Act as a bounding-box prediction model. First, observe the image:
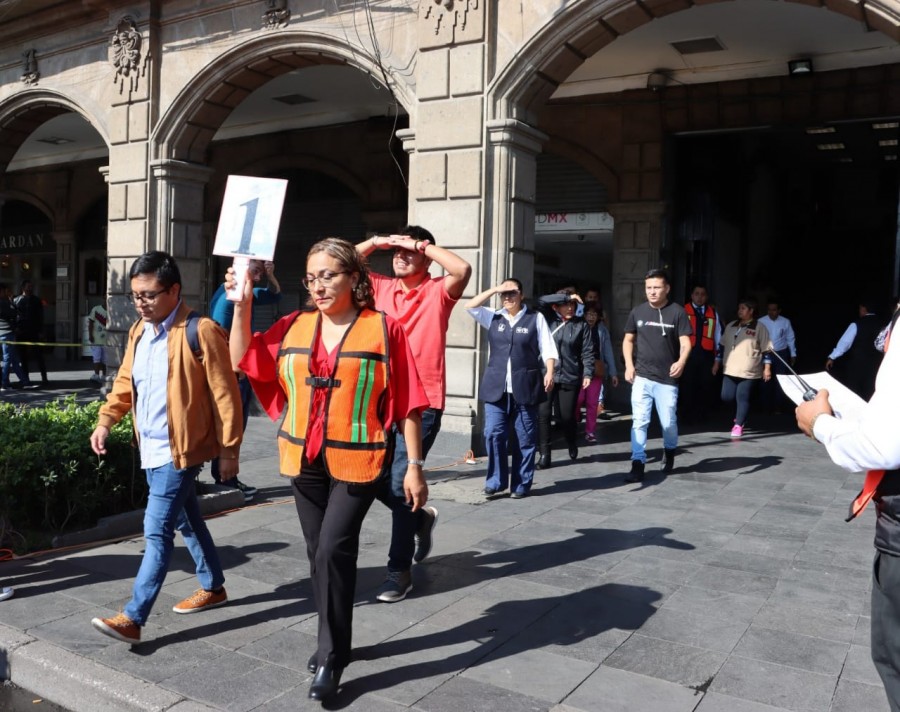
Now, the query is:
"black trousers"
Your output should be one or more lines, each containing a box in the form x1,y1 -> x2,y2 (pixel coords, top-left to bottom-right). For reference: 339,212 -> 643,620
538,384 -> 579,455
872,550 -> 900,712
291,460 -> 379,668
680,348 -> 716,421
19,332 -> 47,383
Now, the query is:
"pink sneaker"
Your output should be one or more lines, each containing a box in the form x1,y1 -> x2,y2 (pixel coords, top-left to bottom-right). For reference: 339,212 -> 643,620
730,424 -> 744,438
585,433 -> 597,443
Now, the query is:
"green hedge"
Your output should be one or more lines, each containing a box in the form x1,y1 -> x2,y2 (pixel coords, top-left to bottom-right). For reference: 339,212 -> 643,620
0,396 -> 144,551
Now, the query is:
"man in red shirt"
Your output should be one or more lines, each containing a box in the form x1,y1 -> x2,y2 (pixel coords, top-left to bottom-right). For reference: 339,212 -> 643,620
357,226 -> 471,602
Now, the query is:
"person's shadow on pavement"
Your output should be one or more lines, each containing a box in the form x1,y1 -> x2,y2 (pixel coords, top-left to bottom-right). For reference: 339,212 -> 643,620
334,582 -> 664,706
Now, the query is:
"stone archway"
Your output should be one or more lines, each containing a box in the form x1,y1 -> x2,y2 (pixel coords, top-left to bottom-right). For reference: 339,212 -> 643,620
0,92 -> 110,352
154,33 -> 415,164
0,90 -> 109,176
145,32 -> 415,310
485,0 -> 900,335
491,0 -> 900,120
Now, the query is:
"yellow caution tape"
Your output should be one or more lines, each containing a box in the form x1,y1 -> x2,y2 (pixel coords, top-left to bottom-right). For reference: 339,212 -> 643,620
4,341 -> 88,347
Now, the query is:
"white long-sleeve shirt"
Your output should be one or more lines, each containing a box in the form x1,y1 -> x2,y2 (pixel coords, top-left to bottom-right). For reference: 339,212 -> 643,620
758,315 -> 796,357
815,326 -> 900,472
827,322 -> 859,360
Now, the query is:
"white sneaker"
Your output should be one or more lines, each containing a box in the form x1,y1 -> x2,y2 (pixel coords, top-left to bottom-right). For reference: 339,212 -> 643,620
0,587 -> 14,601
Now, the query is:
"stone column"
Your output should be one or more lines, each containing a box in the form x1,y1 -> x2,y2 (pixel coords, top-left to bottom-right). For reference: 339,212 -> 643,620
484,120 -> 547,296
52,230 -> 76,360
149,159 -> 214,307
407,7 -> 492,437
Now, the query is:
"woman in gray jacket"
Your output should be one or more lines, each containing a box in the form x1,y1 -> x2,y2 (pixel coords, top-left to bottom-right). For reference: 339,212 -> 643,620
716,297 -> 773,438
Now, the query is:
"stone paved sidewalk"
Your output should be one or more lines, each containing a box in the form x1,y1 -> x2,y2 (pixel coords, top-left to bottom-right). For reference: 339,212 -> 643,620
0,367 -> 890,711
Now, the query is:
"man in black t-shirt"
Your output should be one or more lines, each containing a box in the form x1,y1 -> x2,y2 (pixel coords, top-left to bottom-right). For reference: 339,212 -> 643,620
622,269 -> 692,482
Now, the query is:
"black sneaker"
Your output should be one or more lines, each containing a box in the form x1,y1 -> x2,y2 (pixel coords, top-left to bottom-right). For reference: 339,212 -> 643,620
376,570 -> 412,603
625,460 -> 645,483
228,478 -> 257,502
661,449 -> 676,473
413,506 -> 439,563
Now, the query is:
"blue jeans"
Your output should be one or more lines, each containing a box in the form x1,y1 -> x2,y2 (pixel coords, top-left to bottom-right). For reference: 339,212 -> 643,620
483,393 -> 538,495
124,462 -> 224,626
630,376 -> 679,463
377,408 -> 442,572
0,334 -> 31,387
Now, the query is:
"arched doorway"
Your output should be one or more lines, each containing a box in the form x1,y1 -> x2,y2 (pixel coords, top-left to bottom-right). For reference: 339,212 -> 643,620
150,38 -> 413,310
489,0 -> 900,361
0,95 -> 109,356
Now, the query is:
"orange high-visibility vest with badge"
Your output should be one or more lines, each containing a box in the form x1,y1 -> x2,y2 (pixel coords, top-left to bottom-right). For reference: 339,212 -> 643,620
687,303 -> 717,352
276,309 -> 391,483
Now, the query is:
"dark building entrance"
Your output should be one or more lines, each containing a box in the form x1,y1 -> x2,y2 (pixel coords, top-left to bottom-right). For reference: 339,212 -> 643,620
670,120 -> 900,371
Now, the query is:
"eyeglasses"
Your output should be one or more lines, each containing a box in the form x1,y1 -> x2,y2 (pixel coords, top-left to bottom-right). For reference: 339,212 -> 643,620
302,270 -> 349,290
129,287 -> 172,305
499,290 -> 520,300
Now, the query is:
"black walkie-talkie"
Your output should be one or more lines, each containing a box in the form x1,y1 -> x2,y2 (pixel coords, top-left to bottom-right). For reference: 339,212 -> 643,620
768,349 -> 818,401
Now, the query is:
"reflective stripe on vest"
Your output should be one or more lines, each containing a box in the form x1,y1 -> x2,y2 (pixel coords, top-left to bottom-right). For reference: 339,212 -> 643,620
687,305 -> 716,352
276,309 -> 391,483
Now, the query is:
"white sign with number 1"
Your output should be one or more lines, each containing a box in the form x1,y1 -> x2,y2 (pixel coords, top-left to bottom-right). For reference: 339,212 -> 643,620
212,174 -> 287,302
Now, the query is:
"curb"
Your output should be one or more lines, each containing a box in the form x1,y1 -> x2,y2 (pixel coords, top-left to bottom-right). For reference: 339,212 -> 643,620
9,637 -> 183,712
0,619 -> 222,712
51,487 -> 246,548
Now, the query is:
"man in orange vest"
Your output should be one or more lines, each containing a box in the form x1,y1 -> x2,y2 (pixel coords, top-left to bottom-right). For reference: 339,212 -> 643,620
796,306 -> 900,711
679,284 -> 721,424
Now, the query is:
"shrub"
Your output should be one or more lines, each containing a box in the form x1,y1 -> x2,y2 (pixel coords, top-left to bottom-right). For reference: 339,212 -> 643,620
0,396 -> 144,549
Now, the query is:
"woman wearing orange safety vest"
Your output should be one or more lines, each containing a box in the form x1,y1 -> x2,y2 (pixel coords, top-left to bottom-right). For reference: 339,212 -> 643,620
227,238 -> 428,702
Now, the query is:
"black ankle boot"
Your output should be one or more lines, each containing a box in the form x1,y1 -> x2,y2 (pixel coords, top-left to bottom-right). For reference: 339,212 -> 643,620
308,655 -> 344,701
661,448 -> 676,473
537,451 -> 551,470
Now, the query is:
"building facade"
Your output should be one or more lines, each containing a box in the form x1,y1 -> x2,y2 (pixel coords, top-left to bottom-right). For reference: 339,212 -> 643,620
0,1 -> 898,436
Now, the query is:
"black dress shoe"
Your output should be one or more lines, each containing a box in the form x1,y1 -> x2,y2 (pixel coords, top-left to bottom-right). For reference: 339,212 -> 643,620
536,452 -> 551,470
568,447 -> 578,461
308,655 -> 343,701
307,652 -> 317,673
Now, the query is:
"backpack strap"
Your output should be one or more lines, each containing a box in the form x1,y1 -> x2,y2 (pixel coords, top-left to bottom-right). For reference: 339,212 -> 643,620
131,311 -> 204,362
185,310 -> 203,362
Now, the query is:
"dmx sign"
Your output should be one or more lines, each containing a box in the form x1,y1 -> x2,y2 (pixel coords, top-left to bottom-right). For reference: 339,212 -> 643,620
534,212 -> 614,234
0,230 -> 55,254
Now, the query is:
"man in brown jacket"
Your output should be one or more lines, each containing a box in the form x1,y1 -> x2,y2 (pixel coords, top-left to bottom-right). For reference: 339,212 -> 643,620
89,251 -> 242,645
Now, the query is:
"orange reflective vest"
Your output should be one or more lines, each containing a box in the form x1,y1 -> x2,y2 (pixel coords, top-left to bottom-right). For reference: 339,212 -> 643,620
686,304 -> 717,352
276,309 -> 391,483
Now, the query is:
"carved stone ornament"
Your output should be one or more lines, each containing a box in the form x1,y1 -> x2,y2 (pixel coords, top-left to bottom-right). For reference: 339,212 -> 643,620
263,0 -> 291,29
420,0 -> 482,48
20,48 -> 40,85
109,16 -> 146,94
